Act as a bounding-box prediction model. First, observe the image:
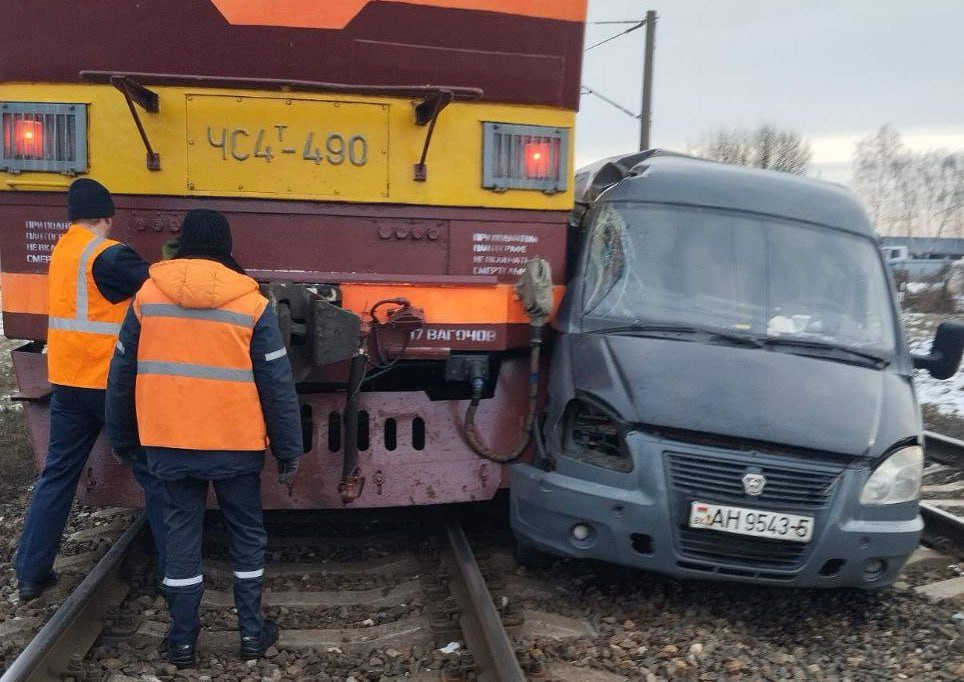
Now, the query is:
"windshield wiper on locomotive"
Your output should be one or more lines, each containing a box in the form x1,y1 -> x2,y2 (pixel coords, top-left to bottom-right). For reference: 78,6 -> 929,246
591,322 -> 764,347
763,337 -> 891,368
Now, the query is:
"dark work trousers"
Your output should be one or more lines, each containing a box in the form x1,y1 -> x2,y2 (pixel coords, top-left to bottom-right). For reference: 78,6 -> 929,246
161,472 -> 266,646
15,385 -> 168,585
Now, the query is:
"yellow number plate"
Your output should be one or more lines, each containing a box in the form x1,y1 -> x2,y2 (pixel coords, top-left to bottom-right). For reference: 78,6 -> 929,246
185,94 -> 389,199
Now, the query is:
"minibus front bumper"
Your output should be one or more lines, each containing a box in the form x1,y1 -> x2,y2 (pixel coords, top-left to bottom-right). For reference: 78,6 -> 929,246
510,432 -> 921,589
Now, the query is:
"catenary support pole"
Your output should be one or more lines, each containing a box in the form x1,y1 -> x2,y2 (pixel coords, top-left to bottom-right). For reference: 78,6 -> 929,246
639,9 -> 657,151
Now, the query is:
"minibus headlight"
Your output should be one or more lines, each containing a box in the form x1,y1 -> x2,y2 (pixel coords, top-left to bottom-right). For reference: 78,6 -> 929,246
859,446 -> 923,505
561,397 -> 633,472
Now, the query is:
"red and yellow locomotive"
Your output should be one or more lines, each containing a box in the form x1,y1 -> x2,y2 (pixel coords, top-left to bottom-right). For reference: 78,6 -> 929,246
0,0 -> 587,508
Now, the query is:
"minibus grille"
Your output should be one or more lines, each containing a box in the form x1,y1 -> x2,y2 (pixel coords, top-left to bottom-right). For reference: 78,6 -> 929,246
677,528 -> 809,569
666,452 -> 843,511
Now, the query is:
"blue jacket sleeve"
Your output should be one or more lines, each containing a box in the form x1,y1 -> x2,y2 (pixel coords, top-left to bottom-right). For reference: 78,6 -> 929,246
106,305 -> 142,453
92,244 -> 150,304
251,307 -> 303,462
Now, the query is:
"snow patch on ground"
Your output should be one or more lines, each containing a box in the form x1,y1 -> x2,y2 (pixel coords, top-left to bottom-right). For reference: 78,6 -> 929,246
904,313 -> 964,417
905,282 -> 942,294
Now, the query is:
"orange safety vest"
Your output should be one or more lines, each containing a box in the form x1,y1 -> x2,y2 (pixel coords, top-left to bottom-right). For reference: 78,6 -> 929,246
47,225 -> 130,389
132,259 -> 269,451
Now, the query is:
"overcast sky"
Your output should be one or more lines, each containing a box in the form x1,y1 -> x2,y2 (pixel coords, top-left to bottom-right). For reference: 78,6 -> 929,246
576,0 -> 964,183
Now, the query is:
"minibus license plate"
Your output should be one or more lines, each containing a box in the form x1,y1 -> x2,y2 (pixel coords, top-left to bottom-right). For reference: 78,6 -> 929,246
689,502 -> 813,542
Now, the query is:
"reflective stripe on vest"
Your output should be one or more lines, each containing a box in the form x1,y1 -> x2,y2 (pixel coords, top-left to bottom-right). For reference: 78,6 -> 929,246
47,236 -> 120,334
47,227 -> 130,389
48,318 -> 122,334
139,303 -> 255,328
132,264 -> 269,452
137,360 -> 255,383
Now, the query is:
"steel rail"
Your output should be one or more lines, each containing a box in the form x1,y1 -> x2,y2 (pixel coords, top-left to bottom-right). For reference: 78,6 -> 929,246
920,432 -> 964,555
920,502 -> 964,556
923,430 -> 964,468
1,513 -> 146,682
444,516 -> 526,682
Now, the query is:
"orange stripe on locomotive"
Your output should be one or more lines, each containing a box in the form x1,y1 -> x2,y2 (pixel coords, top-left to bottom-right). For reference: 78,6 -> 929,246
209,0 -> 587,28
1,274 -> 564,329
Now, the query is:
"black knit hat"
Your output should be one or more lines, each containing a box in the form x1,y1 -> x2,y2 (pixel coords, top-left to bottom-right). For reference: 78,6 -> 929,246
179,209 -> 233,256
176,209 -> 246,274
67,178 -> 114,220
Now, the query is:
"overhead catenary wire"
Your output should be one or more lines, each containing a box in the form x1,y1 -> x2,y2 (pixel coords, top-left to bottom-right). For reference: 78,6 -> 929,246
580,85 -> 640,120
584,19 -> 646,51
582,11 -> 657,149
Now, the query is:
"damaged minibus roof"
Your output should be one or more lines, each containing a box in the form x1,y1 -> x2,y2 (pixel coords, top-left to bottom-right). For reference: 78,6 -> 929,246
575,151 -> 875,237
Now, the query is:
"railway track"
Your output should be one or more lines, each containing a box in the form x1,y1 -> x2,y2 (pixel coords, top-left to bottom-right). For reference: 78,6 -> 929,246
0,513 -> 147,682
920,431 -> 964,559
4,434 -> 964,681
924,430 -> 964,469
1,508 -> 606,681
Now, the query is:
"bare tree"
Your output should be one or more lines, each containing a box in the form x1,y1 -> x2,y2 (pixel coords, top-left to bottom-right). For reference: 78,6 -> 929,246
893,151 -> 920,236
916,151 -> 964,237
852,126 -> 964,236
852,125 -> 908,230
692,124 -> 812,175
697,128 -> 752,166
770,128 -> 812,175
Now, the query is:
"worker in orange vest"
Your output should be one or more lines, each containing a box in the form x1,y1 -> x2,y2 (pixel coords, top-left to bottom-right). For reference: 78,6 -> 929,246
107,209 -> 303,669
15,178 -> 167,601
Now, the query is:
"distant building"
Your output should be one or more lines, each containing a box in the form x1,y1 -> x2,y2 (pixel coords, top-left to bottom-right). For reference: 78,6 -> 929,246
880,236 -> 964,281
880,236 -> 964,260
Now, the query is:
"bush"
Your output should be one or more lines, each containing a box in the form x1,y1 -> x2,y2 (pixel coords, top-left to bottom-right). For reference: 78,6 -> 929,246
900,266 -> 959,313
902,283 -> 957,313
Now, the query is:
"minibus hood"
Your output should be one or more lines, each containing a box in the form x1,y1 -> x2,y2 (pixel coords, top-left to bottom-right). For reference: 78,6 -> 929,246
568,334 -> 917,458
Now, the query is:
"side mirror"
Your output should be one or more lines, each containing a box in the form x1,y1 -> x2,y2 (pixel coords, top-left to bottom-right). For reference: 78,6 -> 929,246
912,320 -> 964,380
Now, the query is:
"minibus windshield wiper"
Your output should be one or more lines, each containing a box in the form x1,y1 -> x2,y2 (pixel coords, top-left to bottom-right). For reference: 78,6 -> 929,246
591,323 -> 764,347
763,337 -> 891,368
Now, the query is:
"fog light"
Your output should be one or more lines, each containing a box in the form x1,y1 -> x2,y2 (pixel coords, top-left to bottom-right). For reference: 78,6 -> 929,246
571,523 -> 591,541
863,558 -> 887,581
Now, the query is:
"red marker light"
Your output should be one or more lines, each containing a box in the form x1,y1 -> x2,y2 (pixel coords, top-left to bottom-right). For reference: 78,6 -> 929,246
14,119 -> 44,157
524,141 -> 552,179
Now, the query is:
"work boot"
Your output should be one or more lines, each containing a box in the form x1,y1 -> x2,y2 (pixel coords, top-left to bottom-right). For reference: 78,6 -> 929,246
18,572 -> 58,602
160,632 -> 195,670
240,619 -> 279,659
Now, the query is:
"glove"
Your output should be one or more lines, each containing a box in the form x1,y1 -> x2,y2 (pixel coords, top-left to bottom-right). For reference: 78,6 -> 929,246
161,238 -> 180,261
277,458 -> 300,489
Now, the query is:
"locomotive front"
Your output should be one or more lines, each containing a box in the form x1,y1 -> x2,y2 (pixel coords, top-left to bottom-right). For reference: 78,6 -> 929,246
0,0 -> 588,508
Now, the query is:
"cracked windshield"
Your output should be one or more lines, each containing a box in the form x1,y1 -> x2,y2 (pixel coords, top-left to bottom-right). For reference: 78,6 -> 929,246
583,203 -> 897,355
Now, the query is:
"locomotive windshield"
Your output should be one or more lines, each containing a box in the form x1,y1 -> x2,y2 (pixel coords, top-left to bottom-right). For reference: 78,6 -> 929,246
580,202 -> 898,359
